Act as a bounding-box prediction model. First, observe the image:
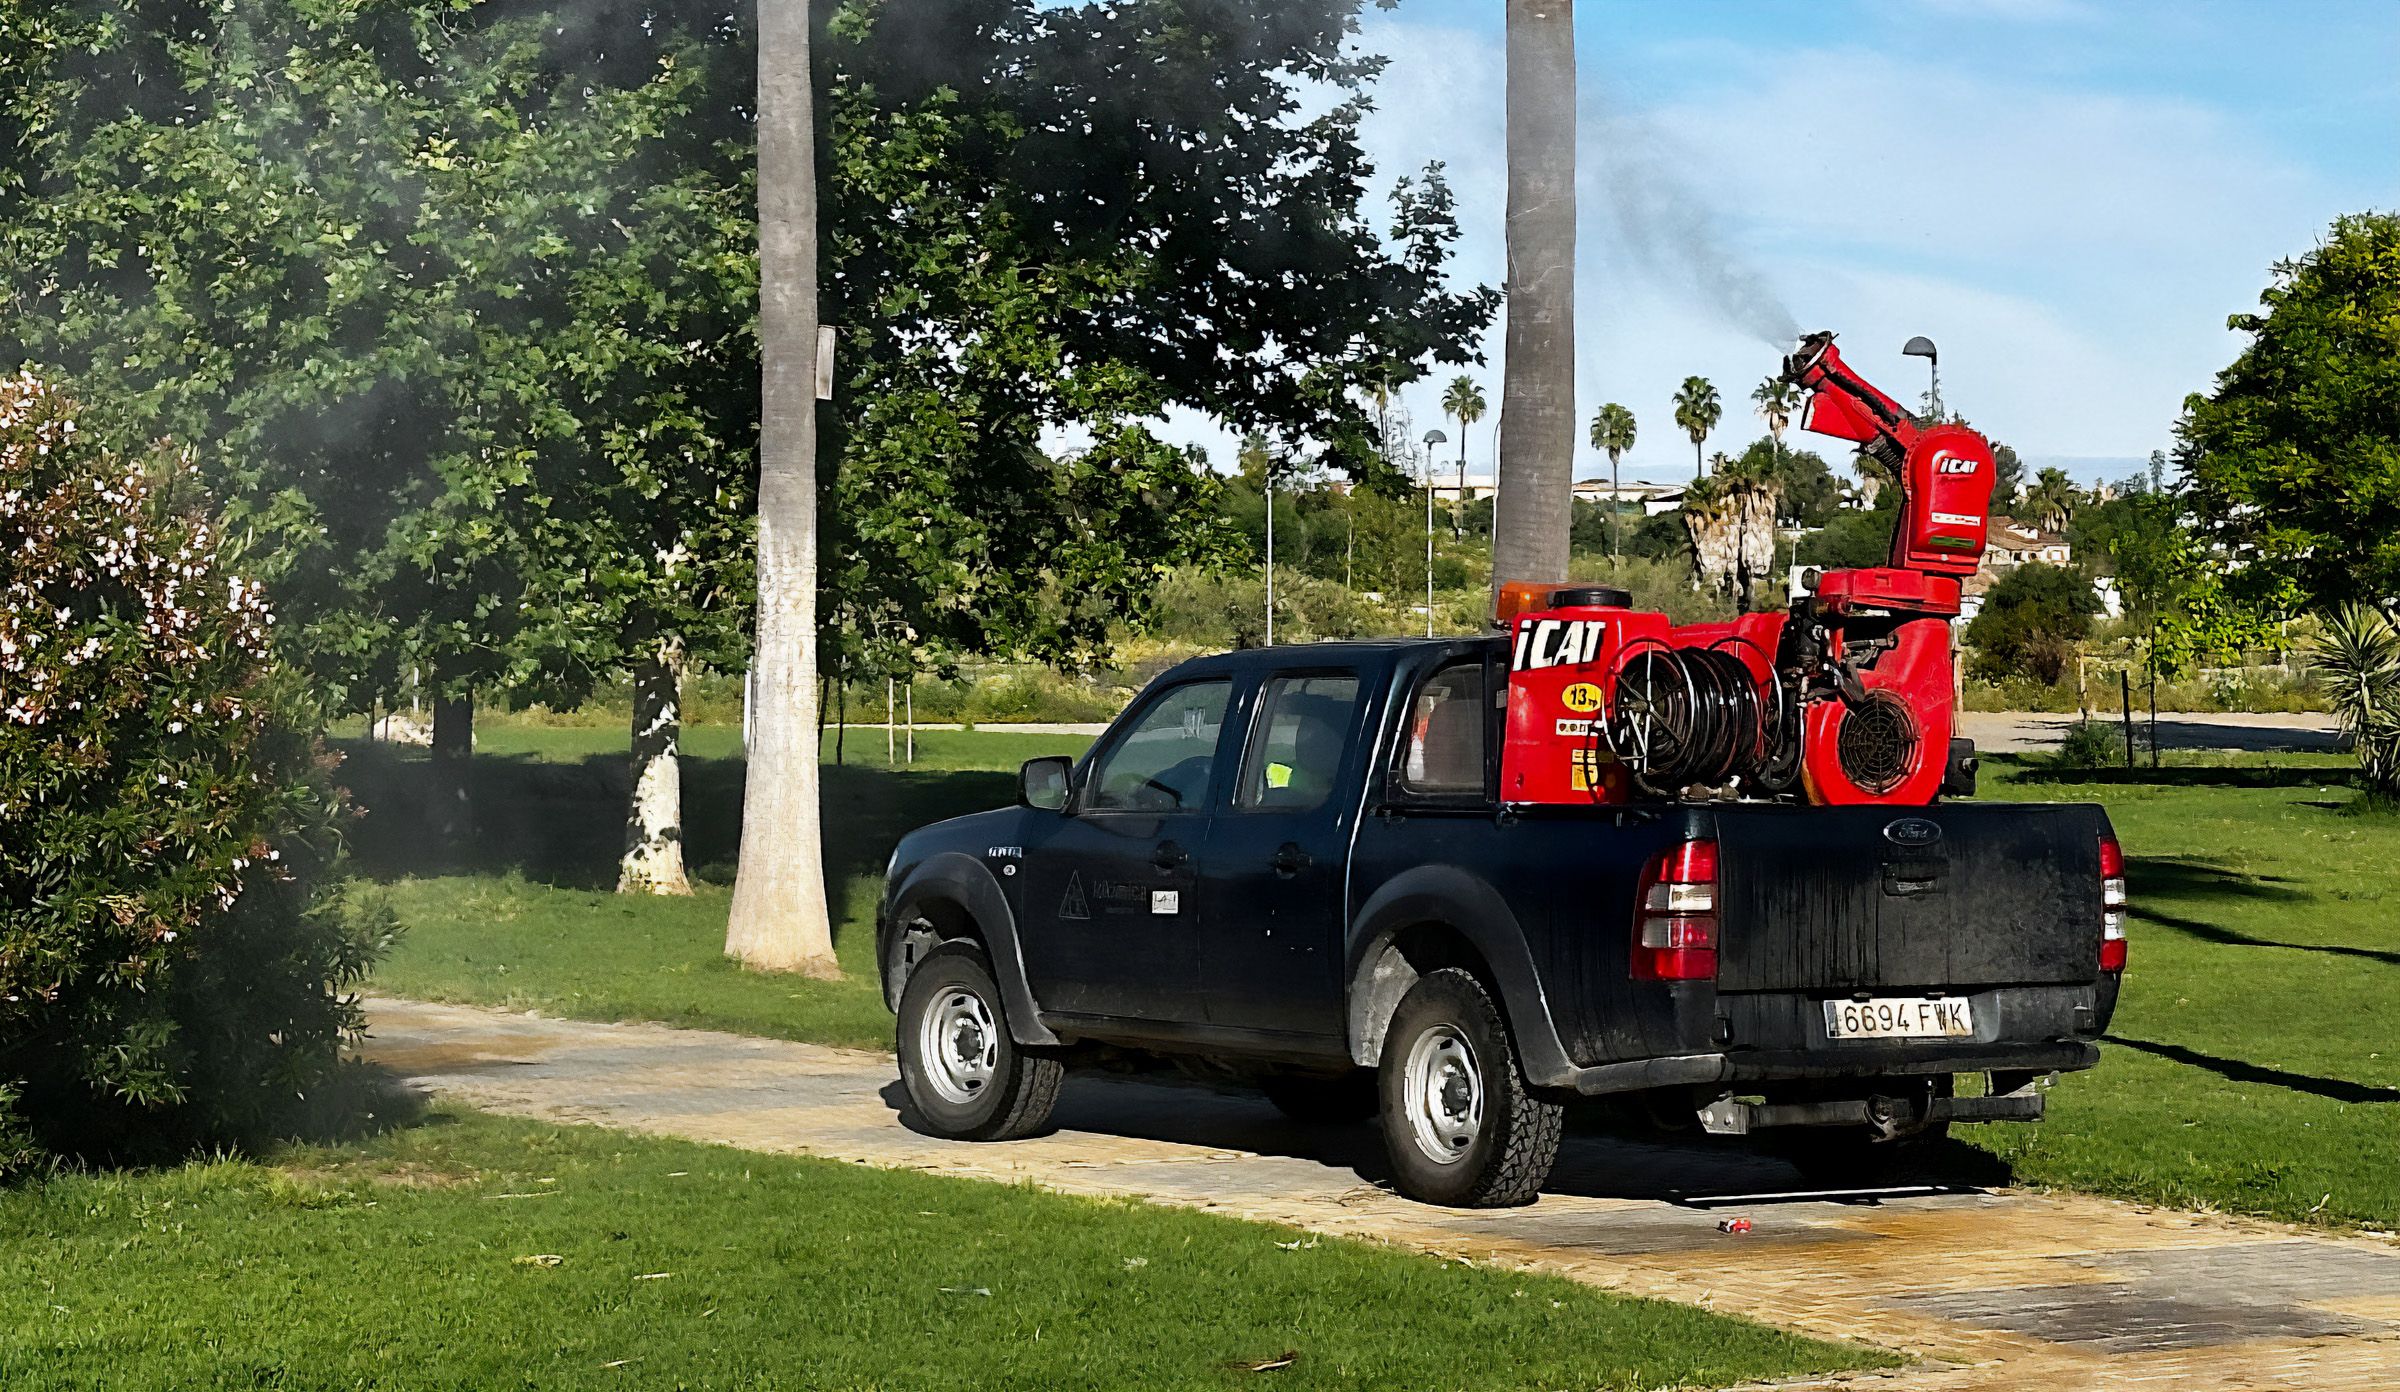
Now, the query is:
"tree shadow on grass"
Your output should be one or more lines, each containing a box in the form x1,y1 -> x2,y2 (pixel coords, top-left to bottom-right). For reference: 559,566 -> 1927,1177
2105,1035 -> 2397,1105
2013,764 -> 2352,791
336,740 -> 1016,912
2121,853 -> 2400,966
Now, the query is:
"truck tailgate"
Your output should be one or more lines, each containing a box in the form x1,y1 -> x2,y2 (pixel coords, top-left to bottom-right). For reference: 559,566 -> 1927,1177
1711,803 -> 2110,992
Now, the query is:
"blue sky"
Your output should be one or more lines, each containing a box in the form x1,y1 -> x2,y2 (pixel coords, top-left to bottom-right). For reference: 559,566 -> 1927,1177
1164,0 -> 2399,489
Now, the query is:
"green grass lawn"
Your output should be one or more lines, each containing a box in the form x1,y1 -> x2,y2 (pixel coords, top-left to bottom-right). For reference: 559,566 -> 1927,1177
1970,751 -> 2400,1229
0,1108 -> 1881,1391
358,726 -> 1086,1051
363,726 -> 2400,1231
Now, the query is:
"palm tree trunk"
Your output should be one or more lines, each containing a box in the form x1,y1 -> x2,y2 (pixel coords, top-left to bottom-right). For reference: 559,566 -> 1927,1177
1609,451 -> 1621,562
1491,0 -> 1577,610
727,1 -> 839,978
621,633 -> 693,896
1454,431 -> 1468,539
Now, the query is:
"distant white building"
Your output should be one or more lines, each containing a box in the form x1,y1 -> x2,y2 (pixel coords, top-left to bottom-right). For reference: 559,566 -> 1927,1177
1574,478 -> 1688,516
1424,475 -> 1688,516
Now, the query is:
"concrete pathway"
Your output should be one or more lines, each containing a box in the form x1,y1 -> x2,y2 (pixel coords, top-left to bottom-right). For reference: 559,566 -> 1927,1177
1957,710 -> 2340,755
362,998 -> 2399,1391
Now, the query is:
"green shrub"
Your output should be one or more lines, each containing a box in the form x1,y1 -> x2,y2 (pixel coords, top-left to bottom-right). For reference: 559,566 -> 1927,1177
1966,563 -> 2102,683
0,376 -> 388,1174
2053,718 -> 2125,770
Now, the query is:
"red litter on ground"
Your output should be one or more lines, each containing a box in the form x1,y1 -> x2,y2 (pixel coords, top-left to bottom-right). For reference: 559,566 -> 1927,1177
1717,1218 -> 1753,1236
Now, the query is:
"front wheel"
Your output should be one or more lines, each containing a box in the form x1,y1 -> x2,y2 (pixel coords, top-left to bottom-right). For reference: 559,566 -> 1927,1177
896,942 -> 1064,1141
1377,968 -> 1563,1207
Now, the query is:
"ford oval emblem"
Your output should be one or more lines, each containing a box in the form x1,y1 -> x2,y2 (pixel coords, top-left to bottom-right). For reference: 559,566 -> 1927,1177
1884,817 -> 1943,849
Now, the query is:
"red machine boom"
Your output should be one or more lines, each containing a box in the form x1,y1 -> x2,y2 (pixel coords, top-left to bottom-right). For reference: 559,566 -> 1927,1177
1498,331 -> 1997,808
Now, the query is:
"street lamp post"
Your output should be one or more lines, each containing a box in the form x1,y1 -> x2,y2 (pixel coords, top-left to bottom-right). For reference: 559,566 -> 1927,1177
1263,448 -> 1277,646
1422,429 -> 1447,638
1903,335 -> 1940,419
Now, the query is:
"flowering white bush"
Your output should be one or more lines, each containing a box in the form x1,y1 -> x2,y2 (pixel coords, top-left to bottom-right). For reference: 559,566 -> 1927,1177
0,375 -> 384,1170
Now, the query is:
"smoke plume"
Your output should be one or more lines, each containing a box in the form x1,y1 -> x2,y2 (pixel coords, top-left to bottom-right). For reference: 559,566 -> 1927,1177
1584,106 -> 1801,350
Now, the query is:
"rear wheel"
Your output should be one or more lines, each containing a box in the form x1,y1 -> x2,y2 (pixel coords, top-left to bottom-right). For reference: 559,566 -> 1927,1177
1261,1072 -> 1377,1124
896,942 -> 1064,1141
1377,968 -> 1563,1207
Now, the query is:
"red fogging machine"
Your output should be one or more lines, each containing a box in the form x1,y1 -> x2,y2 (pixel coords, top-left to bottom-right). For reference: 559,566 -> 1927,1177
1499,332 -> 1994,808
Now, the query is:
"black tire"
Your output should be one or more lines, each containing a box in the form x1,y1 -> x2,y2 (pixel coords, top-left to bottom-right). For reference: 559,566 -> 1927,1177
895,942 -> 1064,1141
1376,968 -> 1563,1207
1260,1071 -> 1378,1124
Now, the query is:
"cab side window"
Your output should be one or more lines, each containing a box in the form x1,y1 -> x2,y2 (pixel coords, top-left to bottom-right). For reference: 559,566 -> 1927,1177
1083,680 -> 1231,812
1398,661 -> 1487,799
1237,675 -> 1362,812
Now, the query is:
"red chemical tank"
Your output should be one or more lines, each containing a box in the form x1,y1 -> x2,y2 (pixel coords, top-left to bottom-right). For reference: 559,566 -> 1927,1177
1492,331 -> 1993,810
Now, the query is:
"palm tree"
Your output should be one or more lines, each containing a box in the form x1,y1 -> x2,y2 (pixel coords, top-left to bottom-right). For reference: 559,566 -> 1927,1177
2318,604 -> 2400,806
1588,402 -> 1636,561
2024,467 -> 2078,532
1442,375 -> 1487,537
1672,376 -> 1721,479
1493,0 -> 1579,608
1685,450 -> 1781,610
726,2 -> 838,978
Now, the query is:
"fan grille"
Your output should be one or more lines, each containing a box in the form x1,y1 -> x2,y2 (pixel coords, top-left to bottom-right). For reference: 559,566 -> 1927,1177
1837,695 -> 1919,795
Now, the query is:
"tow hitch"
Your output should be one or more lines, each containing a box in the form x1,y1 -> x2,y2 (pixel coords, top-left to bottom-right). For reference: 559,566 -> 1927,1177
1697,1077 -> 2048,1137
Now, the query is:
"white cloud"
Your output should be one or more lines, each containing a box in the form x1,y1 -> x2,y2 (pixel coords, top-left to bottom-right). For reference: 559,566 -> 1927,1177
1146,11 -> 2372,490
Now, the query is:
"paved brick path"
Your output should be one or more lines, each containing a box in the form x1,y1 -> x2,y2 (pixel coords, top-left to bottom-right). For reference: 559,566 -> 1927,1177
361,998 -> 2400,1391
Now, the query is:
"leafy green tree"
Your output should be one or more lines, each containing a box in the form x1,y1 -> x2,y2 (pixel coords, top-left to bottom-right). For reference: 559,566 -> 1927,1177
2106,488 -> 2290,758
1793,486 -> 1898,571
2,2 -> 762,874
1990,441 -> 2025,512
1673,376 -> 1722,479
1588,401 -> 1636,559
2183,212 -> 2400,611
1965,562 -> 2101,684
817,0 -> 1495,682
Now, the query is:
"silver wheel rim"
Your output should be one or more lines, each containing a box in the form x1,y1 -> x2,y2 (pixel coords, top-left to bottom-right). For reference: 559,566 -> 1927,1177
919,985 -> 1000,1106
1401,1024 -> 1483,1164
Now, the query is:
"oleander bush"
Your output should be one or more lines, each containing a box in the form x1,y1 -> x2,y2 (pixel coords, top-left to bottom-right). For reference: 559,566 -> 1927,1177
0,375 -> 389,1175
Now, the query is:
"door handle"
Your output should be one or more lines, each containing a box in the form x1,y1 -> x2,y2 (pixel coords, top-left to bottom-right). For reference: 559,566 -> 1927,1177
1151,840 -> 1190,872
1271,842 -> 1313,878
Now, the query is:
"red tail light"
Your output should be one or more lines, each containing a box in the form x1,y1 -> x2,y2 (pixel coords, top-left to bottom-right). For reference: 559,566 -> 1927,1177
2099,833 -> 2127,972
1633,838 -> 1719,981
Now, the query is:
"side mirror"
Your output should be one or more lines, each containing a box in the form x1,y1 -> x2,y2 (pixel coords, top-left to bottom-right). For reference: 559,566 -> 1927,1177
1019,756 -> 1073,812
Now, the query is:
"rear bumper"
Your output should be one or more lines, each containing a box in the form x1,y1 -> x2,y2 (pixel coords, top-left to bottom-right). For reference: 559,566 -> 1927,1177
1561,1038 -> 2100,1097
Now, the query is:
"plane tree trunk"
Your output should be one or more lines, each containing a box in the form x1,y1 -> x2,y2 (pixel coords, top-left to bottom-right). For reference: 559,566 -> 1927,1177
620,635 -> 693,896
427,680 -> 475,845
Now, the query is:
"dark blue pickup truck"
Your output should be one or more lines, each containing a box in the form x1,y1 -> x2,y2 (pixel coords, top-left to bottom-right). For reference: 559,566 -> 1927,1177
878,639 -> 2124,1206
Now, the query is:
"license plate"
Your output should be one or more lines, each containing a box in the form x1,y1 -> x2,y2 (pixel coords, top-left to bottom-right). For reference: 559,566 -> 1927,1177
1823,997 -> 1974,1040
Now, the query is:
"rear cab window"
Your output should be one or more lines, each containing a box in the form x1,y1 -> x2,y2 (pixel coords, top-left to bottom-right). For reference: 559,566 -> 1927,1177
1395,657 -> 1492,803
1236,674 -> 1364,813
